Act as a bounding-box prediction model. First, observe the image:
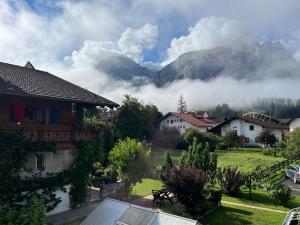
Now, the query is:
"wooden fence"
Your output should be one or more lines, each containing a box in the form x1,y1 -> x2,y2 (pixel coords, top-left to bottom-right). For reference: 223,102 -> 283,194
260,152 -> 300,177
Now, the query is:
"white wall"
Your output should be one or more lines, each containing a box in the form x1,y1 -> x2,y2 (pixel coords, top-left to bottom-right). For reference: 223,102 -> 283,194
290,118 -> 300,132
160,115 -> 208,134
220,119 -> 284,144
22,150 -> 74,177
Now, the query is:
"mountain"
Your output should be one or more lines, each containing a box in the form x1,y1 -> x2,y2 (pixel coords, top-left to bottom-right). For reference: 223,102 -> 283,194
96,55 -> 154,85
155,42 -> 300,87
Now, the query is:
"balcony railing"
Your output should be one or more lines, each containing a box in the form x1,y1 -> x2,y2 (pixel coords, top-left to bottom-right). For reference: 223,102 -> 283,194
0,124 -> 99,143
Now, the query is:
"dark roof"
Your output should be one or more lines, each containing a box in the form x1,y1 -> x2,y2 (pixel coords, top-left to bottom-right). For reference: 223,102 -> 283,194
0,62 -> 119,107
162,112 -> 214,128
209,116 -> 289,132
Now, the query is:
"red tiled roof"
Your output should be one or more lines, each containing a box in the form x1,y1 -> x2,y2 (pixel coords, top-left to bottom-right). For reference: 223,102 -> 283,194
165,112 -> 213,128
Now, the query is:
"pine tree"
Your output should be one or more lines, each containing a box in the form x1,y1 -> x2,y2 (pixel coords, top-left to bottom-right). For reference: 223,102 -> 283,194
162,152 -> 174,178
177,94 -> 187,113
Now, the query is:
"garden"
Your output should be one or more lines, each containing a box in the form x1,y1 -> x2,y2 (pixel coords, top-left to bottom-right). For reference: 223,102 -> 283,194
2,95 -> 300,225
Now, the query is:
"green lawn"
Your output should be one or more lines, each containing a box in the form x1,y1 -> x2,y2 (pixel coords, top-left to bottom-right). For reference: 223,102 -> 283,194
217,148 -> 285,172
130,178 -> 163,197
152,147 -> 285,173
200,203 -> 286,225
223,188 -> 300,211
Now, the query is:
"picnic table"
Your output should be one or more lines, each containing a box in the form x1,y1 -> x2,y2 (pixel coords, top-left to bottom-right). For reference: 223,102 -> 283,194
152,187 -> 174,206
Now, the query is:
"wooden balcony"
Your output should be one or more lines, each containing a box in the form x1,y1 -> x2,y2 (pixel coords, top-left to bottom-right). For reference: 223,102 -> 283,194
0,124 -> 100,143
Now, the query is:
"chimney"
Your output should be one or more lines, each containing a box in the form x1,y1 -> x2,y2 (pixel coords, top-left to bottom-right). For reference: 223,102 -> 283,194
25,61 -> 35,69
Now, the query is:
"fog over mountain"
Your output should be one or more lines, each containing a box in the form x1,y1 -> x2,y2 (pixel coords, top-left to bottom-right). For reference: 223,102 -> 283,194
96,55 -> 155,86
95,41 -> 300,88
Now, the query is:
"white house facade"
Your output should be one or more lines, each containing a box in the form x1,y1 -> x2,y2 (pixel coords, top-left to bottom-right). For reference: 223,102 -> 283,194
289,117 -> 300,132
210,113 -> 289,146
220,118 -> 285,144
160,112 -> 215,134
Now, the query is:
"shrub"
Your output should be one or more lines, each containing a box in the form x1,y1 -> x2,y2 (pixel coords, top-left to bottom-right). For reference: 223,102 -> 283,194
223,131 -> 239,149
255,129 -> 277,147
0,197 -> 46,225
262,148 -> 280,157
216,167 -> 245,196
182,128 -> 221,150
168,202 -> 192,219
267,183 -> 294,206
181,138 -> 218,182
162,166 -> 208,216
109,138 -> 151,195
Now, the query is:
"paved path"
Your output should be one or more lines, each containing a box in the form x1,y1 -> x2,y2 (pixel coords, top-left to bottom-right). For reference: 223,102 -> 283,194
281,178 -> 300,195
46,201 -> 100,225
222,200 -> 287,213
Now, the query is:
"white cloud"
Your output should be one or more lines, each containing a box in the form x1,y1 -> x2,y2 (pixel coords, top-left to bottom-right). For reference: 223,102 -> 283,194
164,17 -> 246,64
67,23 -> 158,67
117,23 -> 158,62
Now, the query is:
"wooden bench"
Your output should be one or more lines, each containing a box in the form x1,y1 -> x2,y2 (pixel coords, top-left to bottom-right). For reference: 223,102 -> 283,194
152,188 -> 174,206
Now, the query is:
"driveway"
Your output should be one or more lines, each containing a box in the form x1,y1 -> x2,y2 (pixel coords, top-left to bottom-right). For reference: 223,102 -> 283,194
281,179 -> 300,195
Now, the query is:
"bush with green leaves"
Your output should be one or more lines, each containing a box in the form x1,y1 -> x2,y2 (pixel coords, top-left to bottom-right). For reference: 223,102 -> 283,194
255,129 -> 277,147
216,166 -> 245,196
223,130 -> 239,149
109,138 -> 151,195
162,166 -> 208,216
160,151 -> 174,179
285,127 -> 300,156
69,138 -> 104,207
267,183 -> 294,206
182,128 -> 221,150
0,197 -> 46,225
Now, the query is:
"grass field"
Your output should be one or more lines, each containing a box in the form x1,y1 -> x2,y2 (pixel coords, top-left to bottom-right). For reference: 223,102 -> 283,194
216,148 -> 285,172
152,147 -> 285,172
130,178 -> 163,197
200,203 -> 286,225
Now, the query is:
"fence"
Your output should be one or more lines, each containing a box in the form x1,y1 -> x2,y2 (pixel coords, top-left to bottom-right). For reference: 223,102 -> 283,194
260,152 -> 300,178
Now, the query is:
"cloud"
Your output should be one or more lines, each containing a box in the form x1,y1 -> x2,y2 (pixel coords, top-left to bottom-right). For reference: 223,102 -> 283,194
62,64 -> 300,113
67,23 -> 158,67
163,17 -> 246,64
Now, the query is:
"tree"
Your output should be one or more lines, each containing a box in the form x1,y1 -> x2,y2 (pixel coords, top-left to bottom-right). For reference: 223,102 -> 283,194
161,152 -> 174,178
216,167 -> 245,196
223,130 -> 239,149
109,138 -> 151,195
113,95 -> 162,140
285,127 -> 300,156
162,166 -> 208,216
177,94 -> 187,113
255,129 -> 277,147
181,137 -> 218,182
182,127 -> 221,150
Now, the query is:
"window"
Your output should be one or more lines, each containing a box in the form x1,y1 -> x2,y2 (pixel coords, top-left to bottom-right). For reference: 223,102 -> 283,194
167,120 -> 169,123
249,125 -> 254,131
171,120 -> 173,124
180,119 -> 183,122
36,154 -> 44,170
183,125 -> 185,128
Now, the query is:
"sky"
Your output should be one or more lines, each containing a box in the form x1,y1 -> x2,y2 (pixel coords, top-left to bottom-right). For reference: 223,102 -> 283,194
1,0 -> 300,112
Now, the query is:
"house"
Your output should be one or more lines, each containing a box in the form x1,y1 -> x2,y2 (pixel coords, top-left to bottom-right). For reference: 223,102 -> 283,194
160,111 -> 217,134
289,116 -> 300,132
0,61 -> 118,174
0,61 -> 119,214
80,198 -> 198,225
209,112 -> 289,145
